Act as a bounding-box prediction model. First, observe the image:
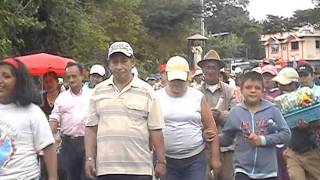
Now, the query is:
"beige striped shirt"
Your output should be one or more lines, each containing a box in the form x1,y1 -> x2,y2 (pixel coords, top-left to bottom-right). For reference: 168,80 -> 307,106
85,76 -> 164,176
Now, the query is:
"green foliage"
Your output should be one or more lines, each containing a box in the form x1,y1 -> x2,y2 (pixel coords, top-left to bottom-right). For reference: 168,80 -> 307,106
204,0 -> 263,58
0,0 -> 43,58
291,8 -> 320,27
261,15 -> 293,34
208,34 -> 244,58
242,23 -> 264,59
2,0 -> 318,76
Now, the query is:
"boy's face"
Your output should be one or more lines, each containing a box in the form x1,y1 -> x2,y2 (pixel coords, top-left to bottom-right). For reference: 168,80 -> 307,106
241,79 -> 263,105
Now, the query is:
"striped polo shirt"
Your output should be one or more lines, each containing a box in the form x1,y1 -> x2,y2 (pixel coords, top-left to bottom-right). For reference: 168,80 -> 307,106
85,76 -> 164,176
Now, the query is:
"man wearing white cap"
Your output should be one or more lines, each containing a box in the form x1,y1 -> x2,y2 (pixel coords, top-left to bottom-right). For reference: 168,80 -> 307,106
88,64 -> 106,88
84,42 -> 166,180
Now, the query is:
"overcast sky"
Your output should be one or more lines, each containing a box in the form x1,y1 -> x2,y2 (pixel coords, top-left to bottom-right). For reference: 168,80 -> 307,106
248,0 -> 315,20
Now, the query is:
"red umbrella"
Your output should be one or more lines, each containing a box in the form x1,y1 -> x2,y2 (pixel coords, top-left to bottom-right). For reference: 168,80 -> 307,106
6,53 -> 75,76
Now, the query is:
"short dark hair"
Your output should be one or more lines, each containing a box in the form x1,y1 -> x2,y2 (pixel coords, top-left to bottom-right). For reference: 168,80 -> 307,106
0,59 -> 38,106
65,62 -> 84,74
240,71 -> 264,89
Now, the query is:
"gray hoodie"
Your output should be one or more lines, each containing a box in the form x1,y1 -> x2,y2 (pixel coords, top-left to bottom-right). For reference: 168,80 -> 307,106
220,99 -> 291,179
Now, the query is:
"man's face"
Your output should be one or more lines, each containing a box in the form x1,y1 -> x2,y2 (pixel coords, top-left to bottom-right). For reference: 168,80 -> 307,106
278,82 -> 297,93
262,73 -> 276,90
90,73 -> 104,87
299,73 -> 314,88
194,75 -> 203,84
109,53 -> 134,80
65,65 -> 84,91
161,72 -> 167,85
201,61 -> 220,85
224,67 -> 231,77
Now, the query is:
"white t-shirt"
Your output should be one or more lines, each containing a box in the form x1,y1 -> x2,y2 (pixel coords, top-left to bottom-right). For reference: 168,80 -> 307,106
207,84 -> 219,93
0,103 -> 55,179
156,88 -> 205,159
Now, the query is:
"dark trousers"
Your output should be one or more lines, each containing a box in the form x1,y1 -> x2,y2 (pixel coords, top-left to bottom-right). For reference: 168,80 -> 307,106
61,136 -> 87,180
98,175 -> 152,180
163,151 -> 207,180
235,173 -> 277,180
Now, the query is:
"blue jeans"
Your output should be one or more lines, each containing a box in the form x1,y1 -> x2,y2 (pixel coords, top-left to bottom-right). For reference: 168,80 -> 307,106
163,151 -> 207,180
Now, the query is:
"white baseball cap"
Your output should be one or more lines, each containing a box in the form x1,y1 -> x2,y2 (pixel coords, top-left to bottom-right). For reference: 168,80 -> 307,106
108,42 -> 133,59
192,69 -> 203,78
272,67 -> 299,85
166,56 -> 189,81
90,64 -> 106,77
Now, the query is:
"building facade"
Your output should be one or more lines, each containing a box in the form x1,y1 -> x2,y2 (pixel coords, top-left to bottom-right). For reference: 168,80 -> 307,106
260,26 -> 320,63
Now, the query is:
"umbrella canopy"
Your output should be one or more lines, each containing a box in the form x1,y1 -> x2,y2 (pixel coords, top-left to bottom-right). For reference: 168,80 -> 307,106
6,53 -> 75,76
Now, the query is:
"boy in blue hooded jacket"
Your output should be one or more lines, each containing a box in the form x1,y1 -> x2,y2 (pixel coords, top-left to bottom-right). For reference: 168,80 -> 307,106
220,71 -> 291,180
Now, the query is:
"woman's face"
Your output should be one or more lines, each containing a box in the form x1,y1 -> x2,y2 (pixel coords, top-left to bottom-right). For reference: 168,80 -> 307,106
0,64 -> 16,103
44,75 -> 58,92
167,79 -> 187,96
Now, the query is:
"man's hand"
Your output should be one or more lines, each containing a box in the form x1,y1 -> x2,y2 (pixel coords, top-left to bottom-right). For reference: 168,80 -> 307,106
154,162 -> 166,178
248,133 -> 262,146
210,157 -> 222,176
85,158 -> 96,179
203,128 -> 217,142
297,119 -> 310,129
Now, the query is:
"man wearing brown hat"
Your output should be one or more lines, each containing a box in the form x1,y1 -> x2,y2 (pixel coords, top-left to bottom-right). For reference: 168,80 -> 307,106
197,50 -> 237,180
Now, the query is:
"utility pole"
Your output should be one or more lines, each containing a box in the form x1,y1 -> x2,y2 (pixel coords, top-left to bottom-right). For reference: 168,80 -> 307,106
200,0 -> 205,36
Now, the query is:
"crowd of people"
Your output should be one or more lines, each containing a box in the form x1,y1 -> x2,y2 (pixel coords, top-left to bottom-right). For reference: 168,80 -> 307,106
1,41 -> 320,180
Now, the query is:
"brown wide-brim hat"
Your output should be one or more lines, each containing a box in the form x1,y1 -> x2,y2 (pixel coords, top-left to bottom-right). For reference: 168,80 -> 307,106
197,50 -> 225,69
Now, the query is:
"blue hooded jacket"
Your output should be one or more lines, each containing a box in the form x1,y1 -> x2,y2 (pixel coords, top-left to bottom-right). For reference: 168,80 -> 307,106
220,99 -> 291,179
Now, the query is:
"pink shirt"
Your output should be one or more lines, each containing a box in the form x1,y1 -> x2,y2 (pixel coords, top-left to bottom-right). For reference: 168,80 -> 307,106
49,86 -> 93,136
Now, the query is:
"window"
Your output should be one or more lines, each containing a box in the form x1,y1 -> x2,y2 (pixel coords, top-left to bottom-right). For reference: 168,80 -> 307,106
271,45 -> 279,54
291,41 -> 299,50
282,46 -> 287,51
316,40 -> 320,49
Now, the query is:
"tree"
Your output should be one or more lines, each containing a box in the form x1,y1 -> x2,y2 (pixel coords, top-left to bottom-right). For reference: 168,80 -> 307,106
261,15 -> 294,34
290,8 -> 320,27
203,0 -> 263,59
0,0 -> 108,64
0,0 -> 44,58
208,34 -> 244,58
137,0 -> 200,74
242,23 -> 264,59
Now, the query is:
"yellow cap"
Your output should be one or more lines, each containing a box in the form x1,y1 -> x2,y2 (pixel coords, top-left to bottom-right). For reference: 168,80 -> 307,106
166,56 -> 189,81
